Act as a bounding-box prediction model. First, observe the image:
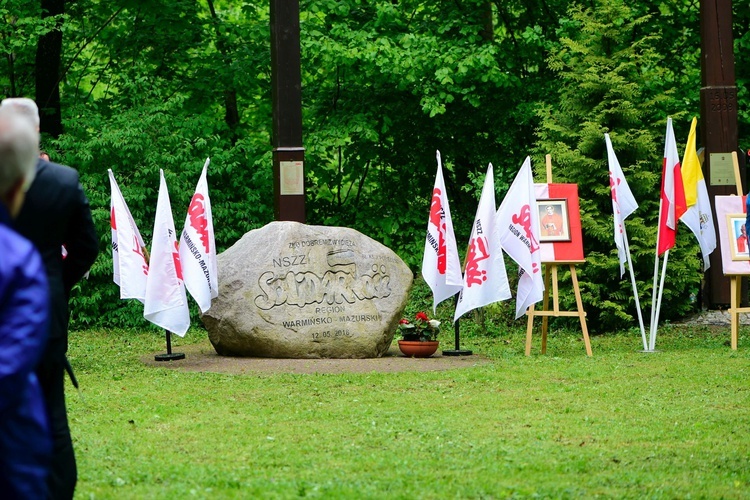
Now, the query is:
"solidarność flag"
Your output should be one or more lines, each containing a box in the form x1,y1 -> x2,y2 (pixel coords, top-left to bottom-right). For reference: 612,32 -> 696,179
454,163 -> 511,322
109,169 -> 149,301
144,170 -> 190,336
421,150 -> 463,313
179,158 -> 218,313
496,156 -> 544,319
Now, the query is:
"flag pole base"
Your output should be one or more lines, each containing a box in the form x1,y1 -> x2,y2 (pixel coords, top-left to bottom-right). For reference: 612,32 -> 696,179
442,349 -> 473,356
155,352 -> 186,361
155,330 -> 185,361
640,350 -> 660,354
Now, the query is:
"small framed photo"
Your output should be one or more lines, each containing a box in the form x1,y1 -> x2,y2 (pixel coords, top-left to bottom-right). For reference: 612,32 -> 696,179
727,214 -> 750,261
537,199 -> 571,242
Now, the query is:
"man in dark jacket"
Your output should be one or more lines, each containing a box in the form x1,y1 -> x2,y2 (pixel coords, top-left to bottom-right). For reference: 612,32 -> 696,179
0,104 -> 52,499
1,98 -> 99,500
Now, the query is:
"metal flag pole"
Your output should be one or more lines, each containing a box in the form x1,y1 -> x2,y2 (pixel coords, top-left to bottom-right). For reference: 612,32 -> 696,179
443,294 -> 472,356
155,329 -> 185,361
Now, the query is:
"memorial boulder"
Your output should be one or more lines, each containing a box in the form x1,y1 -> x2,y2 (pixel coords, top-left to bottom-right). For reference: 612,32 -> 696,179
201,221 -> 413,358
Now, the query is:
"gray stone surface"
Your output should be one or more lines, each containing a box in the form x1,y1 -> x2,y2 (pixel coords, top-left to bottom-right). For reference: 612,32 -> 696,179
201,221 -> 413,358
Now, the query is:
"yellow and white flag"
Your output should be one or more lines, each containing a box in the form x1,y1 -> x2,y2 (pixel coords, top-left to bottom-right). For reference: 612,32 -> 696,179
679,117 -> 716,270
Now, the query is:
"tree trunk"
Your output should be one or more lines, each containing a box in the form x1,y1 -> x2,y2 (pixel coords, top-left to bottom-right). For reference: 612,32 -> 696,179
36,0 -> 65,137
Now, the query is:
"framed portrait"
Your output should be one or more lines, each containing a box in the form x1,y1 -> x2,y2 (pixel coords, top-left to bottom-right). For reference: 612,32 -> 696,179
537,198 -> 571,242
727,214 -> 750,261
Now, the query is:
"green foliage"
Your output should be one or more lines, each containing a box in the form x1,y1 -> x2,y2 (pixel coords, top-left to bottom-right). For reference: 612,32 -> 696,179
2,0 -> 749,329
535,0 -> 702,331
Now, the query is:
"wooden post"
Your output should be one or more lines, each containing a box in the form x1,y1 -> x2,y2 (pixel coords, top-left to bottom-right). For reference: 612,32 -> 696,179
700,0 -> 740,307
270,0 -> 305,222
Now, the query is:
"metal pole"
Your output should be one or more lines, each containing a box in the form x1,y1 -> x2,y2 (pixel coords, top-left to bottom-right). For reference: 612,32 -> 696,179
271,0 -> 305,222
442,295 -> 472,356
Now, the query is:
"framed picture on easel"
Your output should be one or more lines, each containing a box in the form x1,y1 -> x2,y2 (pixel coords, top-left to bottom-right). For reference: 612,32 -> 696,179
726,214 -> 750,261
537,199 -> 571,242
534,183 -> 584,262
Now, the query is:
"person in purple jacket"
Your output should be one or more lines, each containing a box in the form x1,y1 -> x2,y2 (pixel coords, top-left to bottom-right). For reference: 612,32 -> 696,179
0,106 -> 51,498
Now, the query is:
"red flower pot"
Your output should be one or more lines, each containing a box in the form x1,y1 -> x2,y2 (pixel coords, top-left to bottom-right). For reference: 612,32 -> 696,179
397,340 -> 440,358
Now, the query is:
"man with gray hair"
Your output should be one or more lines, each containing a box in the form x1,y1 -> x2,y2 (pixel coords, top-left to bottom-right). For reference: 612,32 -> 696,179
1,97 -> 98,500
0,106 -> 53,498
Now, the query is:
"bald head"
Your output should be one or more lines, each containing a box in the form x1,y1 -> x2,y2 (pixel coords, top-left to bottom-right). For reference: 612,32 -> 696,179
0,97 -> 40,131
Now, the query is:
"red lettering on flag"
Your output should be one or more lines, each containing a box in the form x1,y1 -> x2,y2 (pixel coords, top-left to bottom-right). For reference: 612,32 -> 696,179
512,205 -> 540,253
429,188 -> 447,274
188,193 -> 210,253
172,241 -> 183,280
465,236 -> 489,286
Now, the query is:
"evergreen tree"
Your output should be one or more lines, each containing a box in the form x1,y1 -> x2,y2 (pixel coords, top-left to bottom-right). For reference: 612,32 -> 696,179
534,0 -> 701,331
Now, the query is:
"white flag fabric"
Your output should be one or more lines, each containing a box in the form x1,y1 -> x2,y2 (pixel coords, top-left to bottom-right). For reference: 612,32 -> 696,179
605,134 -> 639,277
144,170 -> 190,336
421,151 -> 463,312
496,157 -> 544,319
179,158 -> 218,313
454,164 -> 511,321
109,169 -> 149,301
679,118 -> 716,270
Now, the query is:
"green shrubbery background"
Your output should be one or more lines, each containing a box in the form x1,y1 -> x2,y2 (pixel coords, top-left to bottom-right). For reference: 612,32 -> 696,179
3,0 -> 748,331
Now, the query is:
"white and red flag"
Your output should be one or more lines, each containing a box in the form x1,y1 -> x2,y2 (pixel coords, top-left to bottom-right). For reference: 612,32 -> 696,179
679,117 -> 716,270
179,158 -> 218,313
144,170 -> 190,336
496,156 -> 544,319
421,150 -> 463,312
605,133 -> 639,277
454,164 -> 511,321
606,134 -> 647,349
108,169 -> 149,301
657,117 -> 687,255
650,117 -> 688,351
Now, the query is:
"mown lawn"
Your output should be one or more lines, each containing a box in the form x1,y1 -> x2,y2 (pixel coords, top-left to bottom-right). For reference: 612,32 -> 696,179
68,323 -> 749,499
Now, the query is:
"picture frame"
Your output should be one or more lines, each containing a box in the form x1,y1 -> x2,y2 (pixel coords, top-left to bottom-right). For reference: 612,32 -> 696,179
537,198 -> 571,242
726,214 -> 750,261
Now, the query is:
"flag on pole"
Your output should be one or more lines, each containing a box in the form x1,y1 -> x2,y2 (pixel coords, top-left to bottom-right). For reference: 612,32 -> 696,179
496,156 -> 544,319
422,151 -> 463,312
108,169 -> 149,301
657,117 -> 687,255
605,134 -> 639,277
606,134 -> 647,349
679,117 -> 716,270
179,158 -> 218,313
454,164 -> 511,321
144,170 -> 190,336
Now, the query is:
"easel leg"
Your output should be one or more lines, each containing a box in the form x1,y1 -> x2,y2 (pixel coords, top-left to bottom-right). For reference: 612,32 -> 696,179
569,265 -> 592,357
541,265 -> 552,354
731,276 -> 739,351
525,303 -> 535,356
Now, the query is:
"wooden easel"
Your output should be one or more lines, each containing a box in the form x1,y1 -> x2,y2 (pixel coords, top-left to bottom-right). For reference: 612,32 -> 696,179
525,155 -> 592,356
727,151 -> 747,350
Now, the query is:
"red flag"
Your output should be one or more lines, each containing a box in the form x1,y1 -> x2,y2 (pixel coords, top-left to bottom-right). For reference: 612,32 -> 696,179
657,118 -> 687,254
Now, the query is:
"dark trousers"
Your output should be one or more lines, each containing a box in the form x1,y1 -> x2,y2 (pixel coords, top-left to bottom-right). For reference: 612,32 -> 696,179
35,339 -> 77,500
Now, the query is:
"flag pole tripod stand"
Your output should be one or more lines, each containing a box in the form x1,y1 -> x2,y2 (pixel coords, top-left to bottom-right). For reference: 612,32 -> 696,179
443,295 -> 472,356
155,329 -> 185,361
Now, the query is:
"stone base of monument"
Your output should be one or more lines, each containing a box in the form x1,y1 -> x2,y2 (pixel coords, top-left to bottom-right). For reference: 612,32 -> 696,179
202,222 -> 414,359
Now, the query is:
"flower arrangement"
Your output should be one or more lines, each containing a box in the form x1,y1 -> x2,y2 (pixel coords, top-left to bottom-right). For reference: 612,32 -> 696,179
398,311 -> 441,342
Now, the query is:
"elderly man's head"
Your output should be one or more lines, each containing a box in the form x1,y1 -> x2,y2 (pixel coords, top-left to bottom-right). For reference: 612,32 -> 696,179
0,97 -> 40,131
0,106 -> 40,217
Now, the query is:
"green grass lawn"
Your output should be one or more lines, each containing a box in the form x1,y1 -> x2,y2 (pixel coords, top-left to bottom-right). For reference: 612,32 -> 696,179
68,324 -> 749,499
